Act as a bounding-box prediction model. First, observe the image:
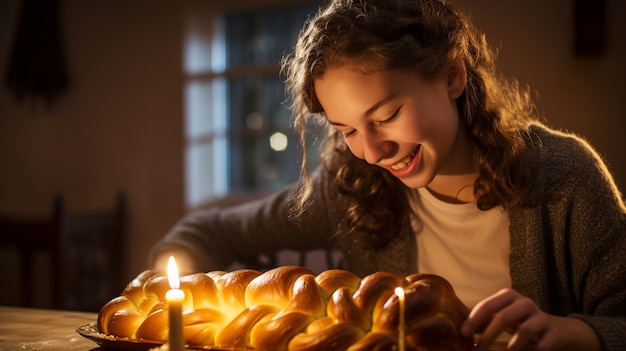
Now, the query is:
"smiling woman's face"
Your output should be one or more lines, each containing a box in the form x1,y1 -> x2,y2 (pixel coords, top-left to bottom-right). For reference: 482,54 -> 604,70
314,66 -> 472,189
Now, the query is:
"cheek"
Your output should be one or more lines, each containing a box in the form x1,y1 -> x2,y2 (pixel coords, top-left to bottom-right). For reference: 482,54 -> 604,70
393,117 -> 424,142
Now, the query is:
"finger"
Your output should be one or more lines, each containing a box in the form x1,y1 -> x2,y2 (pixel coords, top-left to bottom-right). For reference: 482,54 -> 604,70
463,289 -> 518,335
474,311 -> 514,350
511,319 -> 558,351
507,313 -> 544,350
475,296 -> 539,350
520,328 -> 558,351
534,329 -> 559,351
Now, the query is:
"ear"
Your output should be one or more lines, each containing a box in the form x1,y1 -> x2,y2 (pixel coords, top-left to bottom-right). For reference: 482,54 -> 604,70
447,60 -> 467,100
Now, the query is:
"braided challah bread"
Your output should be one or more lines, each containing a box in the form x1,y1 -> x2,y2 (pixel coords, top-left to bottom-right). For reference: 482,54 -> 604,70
98,266 -> 473,350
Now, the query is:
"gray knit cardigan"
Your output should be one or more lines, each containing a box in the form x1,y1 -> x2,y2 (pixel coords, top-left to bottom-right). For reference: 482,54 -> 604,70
152,123 -> 626,350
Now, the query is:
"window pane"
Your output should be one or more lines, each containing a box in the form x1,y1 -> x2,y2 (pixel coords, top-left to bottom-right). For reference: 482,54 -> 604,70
226,74 -> 313,193
224,8 -> 297,66
185,81 -> 213,139
221,3 -> 320,194
185,141 -> 228,208
184,2 -> 323,207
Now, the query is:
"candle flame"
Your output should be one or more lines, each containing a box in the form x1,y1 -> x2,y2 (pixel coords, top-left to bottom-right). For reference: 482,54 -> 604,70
395,287 -> 405,298
167,256 -> 180,289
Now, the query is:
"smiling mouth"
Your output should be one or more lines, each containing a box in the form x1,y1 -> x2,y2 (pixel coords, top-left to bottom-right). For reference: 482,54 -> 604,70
390,147 -> 419,170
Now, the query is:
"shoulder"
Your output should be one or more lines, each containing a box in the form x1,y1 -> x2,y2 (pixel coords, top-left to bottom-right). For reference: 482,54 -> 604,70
525,123 -> 609,177
524,123 -> 624,207
526,123 -> 600,162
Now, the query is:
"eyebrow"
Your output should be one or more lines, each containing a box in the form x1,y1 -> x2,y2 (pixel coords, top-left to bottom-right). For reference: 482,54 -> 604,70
327,93 -> 397,127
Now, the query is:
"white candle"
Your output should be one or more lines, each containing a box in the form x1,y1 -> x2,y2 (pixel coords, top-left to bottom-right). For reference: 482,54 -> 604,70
395,287 -> 406,351
166,256 -> 185,351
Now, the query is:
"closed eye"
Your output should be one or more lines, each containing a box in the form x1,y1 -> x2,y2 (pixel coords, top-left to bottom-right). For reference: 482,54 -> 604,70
374,107 -> 401,126
340,107 -> 401,138
343,129 -> 357,137
331,107 -> 401,138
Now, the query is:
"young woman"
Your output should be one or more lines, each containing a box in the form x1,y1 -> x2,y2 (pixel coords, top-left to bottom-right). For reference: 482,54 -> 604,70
150,1 -> 626,350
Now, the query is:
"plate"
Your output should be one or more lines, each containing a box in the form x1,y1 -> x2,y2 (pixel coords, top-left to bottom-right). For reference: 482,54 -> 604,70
76,323 -> 164,351
76,323 -> 261,351
77,323 -> 509,351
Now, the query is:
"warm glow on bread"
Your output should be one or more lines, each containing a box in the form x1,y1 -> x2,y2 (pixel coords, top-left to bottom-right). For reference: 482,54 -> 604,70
98,266 -> 473,350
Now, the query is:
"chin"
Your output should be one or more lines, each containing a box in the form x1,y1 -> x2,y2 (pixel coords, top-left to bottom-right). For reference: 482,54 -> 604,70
398,174 -> 431,189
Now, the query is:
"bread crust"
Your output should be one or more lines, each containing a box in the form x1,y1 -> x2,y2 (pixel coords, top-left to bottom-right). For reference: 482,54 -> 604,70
97,266 -> 473,351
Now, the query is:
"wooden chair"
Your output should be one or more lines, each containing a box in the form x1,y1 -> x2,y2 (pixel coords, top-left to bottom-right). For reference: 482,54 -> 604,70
0,195 -> 63,308
0,192 -> 127,311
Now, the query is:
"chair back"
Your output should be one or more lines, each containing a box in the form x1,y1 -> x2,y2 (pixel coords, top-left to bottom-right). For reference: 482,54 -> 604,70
0,196 -> 63,308
0,193 -> 127,311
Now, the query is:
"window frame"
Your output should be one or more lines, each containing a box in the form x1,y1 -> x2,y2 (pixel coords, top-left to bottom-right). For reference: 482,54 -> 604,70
183,0 -> 322,209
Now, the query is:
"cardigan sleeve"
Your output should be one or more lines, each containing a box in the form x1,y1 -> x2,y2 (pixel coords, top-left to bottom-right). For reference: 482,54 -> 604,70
149,166 -> 346,271
522,126 -> 626,350
561,139 -> 626,351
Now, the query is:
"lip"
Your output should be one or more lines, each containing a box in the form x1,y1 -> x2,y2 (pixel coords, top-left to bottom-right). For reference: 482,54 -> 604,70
386,145 -> 421,178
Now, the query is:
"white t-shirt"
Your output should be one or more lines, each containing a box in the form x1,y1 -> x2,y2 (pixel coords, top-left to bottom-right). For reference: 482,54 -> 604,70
411,187 -> 512,310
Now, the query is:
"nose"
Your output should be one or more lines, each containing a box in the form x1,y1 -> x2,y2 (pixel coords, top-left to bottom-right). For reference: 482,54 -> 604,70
361,131 -> 393,165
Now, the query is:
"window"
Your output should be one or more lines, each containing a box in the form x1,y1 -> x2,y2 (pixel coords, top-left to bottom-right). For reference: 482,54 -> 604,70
184,2 -> 322,208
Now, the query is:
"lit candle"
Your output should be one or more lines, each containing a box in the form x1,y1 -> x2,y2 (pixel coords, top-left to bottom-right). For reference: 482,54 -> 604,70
166,256 -> 185,351
394,287 -> 406,351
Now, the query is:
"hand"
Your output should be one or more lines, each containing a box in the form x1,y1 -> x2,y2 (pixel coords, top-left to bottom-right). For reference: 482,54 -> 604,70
461,289 -> 601,351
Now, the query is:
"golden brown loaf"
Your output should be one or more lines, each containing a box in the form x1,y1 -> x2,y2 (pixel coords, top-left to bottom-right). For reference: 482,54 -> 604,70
98,266 -> 473,350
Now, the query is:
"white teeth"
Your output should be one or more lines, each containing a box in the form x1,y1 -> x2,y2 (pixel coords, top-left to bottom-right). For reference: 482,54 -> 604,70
390,149 -> 417,170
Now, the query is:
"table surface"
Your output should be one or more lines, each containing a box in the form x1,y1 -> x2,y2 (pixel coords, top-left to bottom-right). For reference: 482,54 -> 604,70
0,305 -> 100,351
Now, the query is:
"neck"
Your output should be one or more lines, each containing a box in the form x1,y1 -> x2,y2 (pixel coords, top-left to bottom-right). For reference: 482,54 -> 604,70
426,173 -> 478,204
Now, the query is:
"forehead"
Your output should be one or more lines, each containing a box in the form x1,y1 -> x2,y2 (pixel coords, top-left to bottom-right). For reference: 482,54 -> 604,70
314,68 -> 416,119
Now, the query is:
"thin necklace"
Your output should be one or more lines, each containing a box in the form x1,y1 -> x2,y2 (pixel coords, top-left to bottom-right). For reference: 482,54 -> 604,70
455,184 -> 474,202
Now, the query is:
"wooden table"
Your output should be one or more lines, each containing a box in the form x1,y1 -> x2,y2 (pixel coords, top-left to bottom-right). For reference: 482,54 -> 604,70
0,305 -> 100,351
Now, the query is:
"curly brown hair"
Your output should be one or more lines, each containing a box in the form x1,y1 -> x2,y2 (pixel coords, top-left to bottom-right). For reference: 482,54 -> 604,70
283,0 -> 539,249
